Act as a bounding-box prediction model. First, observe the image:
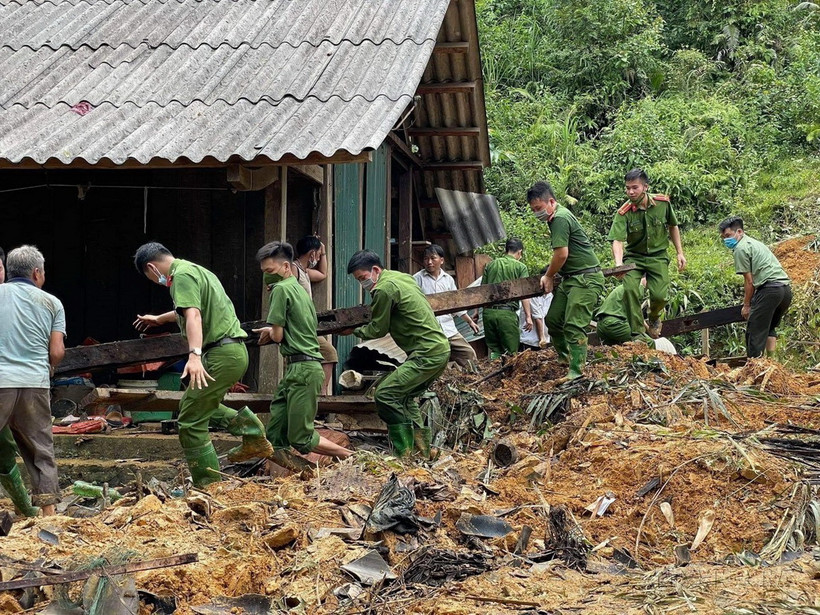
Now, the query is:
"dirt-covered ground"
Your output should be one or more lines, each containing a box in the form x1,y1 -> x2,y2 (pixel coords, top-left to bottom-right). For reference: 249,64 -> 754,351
2,347 -> 820,614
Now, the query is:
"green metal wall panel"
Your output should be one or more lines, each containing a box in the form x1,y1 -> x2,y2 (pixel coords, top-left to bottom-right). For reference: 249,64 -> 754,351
364,143 -> 388,256
333,163 -> 362,379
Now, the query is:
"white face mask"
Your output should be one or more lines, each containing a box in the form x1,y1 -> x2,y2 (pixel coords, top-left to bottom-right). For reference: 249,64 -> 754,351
358,268 -> 378,292
534,208 -> 549,222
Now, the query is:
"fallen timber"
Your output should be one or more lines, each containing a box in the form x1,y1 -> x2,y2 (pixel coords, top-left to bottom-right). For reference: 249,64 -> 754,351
56,264 -> 634,375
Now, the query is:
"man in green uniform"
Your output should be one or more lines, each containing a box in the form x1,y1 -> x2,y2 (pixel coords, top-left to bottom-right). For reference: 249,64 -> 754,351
527,181 -> 605,380
608,169 -> 687,339
253,241 -> 352,464
134,242 -> 272,487
342,250 -> 450,458
719,216 -> 792,358
481,238 -> 532,359
596,278 -> 657,345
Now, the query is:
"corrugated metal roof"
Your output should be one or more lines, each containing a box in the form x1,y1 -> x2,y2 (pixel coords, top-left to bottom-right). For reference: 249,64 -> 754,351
435,188 -> 505,254
0,0 -> 451,166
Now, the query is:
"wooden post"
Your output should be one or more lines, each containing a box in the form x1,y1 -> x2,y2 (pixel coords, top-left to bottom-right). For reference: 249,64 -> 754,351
313,165 -> 333,312
398,169 -> 413,273
259,168 -> 286,393
701,328 -> 710,358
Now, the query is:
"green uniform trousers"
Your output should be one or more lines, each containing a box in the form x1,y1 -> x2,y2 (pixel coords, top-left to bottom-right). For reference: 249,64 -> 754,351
623,254 -> 670,336
546,272 -> 605,345
266,361 -> 323,454
375,352 -> 449,428
597,315 -> 632,346
483,308 -> 520,358
0,427 -> 18,473
177,342 -> 248,450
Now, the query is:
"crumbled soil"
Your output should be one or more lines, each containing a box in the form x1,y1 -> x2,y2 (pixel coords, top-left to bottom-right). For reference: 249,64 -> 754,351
2,347 -> 820,613
773,235 -> 820,285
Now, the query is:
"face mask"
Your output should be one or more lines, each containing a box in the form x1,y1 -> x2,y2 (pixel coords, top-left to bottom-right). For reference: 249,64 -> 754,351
359,276 -> 375,292
264,272 -> 284,286
150,265 -> 171,287
723,237 -> 739,250
534,209 -> 549,222
308,253 -> 319,269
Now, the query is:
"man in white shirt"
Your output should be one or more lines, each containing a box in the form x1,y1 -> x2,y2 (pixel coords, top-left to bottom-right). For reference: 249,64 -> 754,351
413,245 -> 480,368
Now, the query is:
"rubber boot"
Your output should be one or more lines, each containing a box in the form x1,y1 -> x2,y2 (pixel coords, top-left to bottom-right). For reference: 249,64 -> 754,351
566,342 -> 588,381
184,442 -> 221,488
387,424 -> 414,458
225,407 -> 274,463
269,449 -> 316,475
412,427 -> 432,460
0,466 -> 39,517
551,331 -> 569,364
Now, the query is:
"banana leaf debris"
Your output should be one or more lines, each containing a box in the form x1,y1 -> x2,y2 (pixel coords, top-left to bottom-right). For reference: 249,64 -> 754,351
2,346 -> 820,612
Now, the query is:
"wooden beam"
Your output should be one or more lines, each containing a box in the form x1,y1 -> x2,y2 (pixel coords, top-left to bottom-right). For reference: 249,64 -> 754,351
227,165 -> 279,191
407,127 -> 481,137
386,132 -> 423,168
419,199 -> 441,209
0,554 -> 198,591
422,161 -> 485,170
290,164 -> 324,184
433,42 -> 470,54
57,267 -> 634,375
660,305 -> 744,337
87,388 -> 375,415
416,81 -> 477,94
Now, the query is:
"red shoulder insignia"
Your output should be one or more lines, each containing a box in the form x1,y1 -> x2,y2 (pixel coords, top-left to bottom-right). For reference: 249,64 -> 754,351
652,194 -> 670,202
617,201 -> 634,215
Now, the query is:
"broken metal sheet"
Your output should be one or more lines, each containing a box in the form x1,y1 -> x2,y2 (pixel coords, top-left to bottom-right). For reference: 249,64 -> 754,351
137,590 -> 177,615
333,582 -> 364,600
584,492 -> 616,517
455,513 -> 513,539
37,528 -> 60,545
435,188 -> 505,254
365,474 -> 418,534
401,547 -> 490,586
192,594 -> 273,615
340,550 -> 396,586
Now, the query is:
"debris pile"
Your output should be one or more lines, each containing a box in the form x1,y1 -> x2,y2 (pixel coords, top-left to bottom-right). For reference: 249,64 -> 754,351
2,347 -> 820,613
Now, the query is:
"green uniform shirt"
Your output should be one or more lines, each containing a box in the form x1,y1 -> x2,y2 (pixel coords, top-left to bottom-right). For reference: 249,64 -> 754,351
547,206 -> 601,274
596,284 -> 626,319
266,275 -> 322,359
607,196 -> 680,257
353,270 -> 449,358
169,259 -> 246,346
732,235 -> 790,288
482,254 -> 530,309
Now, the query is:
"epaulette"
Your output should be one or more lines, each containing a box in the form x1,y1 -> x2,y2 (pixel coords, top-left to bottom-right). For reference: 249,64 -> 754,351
651,194 -> 670,202
617,201 -> 633,215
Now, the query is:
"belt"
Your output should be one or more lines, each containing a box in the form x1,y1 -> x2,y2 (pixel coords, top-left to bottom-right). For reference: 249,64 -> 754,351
758,281 -> 789,289
285,354 -> 322,365
563,266 -> 601,277
486,304 -> 517,311
204,337 -> 244,352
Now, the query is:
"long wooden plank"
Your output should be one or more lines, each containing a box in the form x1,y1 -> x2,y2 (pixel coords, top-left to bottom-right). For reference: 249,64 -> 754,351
89,388 -> 375,415
55,265 -> 632,375
0,553 -> 198,591
660,305 -> 744,337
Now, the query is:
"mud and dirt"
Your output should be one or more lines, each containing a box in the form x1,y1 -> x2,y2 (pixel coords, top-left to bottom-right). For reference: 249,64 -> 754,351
2,346 -> 820,613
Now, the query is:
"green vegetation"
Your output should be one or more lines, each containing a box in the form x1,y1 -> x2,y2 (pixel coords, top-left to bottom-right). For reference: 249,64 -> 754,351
477,0 -> 820,362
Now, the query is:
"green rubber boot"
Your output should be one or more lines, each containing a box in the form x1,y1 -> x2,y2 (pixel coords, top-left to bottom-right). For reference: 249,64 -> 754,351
412,427 -> 433,460
387,424 -> 414,458
0,465 -> 40,518
566,342 -> 588,381
551,331 -> 569,364
184,442 -> 221,488
225,407 -> 274,463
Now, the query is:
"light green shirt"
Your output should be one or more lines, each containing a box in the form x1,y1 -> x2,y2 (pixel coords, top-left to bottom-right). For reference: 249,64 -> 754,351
266,275 -> 321,358
353,270 -> 449,358
169,259 -> 246,346
607,196 -> 680,257
596,284 -> 627,320
482,254 -> 529,309
732,235 -> 790,288
547,206 -> 601,274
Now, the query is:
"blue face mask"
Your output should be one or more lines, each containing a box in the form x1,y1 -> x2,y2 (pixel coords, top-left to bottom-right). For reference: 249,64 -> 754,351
157,273 -> 168,286
723,237 -> 739,250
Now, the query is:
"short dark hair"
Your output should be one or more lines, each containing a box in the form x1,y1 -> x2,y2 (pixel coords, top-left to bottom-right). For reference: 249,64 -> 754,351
256,241 -> 294,263
718,216 -> 744,233
625,168 -> 649,184
526,181 -> 555,203
0,247 -> 5,263
134,242 -> 172,273
295,236 -> 321,257
505,238 -> 524,254
423,244 -> 445,259
347,249 -> 382,274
